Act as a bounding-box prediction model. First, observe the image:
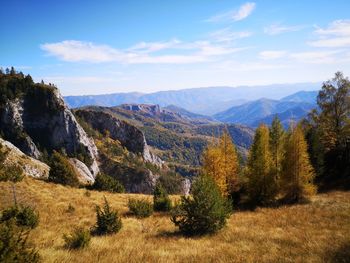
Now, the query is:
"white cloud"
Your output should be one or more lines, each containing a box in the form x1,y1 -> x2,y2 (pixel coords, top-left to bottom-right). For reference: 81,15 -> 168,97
128,39 -> 181,53
41,41 -> 122,63
41,39 -> 247,64
264,24 -> 303,35
209,28 -> 253,43
259,50 -> 287,60
309,20 -> 350,48
206,2 -> 256,22
289,50 -> 341,64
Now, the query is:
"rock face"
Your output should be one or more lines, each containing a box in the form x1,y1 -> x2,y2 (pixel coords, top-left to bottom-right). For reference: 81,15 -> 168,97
0,88 -> 99,179
0,138 -> 50,179
74,108 -> 163,167
68,158 -> 95,184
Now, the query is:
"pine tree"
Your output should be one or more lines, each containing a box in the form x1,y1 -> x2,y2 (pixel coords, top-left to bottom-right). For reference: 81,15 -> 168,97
246,124 -> 277,205
281,125 -> 316,203
153,182 -> 172,212
171,174 -> 230,236
269,116 -> 285,188
48,151 -> 80,187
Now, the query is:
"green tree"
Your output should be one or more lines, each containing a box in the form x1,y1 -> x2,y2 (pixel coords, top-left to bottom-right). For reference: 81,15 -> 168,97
269,116 -> 285,187
0,220 -> 40,263
171,174 -> 231,236
306,72 -> 350,184
48,151 -> 80,187
153,182 -> 172,212
92,173 -> 125,193
93,198 -> 122,235
281,125 -> 316,202
246,124 -> 277,205
317,72 -> 350,150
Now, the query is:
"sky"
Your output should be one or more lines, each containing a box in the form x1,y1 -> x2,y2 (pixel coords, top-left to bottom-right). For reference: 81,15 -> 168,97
1,0 -> 350,95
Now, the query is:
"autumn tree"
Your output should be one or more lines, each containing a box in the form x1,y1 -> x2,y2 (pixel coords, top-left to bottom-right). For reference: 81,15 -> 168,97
269,116 -> 285,187
281,125 -> 316,203
246,124 -> 277,205
202,129 -> 239,196
305,72 -> 350,184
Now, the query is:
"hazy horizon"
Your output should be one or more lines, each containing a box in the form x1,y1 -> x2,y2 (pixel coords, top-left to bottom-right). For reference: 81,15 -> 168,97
62,81 -> 322,97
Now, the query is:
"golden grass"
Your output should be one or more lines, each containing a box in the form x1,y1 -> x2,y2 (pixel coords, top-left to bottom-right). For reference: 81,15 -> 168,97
1,177 -> 349,263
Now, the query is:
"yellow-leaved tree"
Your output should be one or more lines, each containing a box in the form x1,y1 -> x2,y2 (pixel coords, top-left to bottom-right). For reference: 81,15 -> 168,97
281,125 -> 316,203
202,129 -> 239,196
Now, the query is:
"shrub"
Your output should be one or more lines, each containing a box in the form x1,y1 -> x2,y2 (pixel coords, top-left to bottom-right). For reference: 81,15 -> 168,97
48,151 -> 80,187
93,198 -> 122,235
153,182 -> 172,212
92,173 -> 125,193
158,171 -> 183,194
128,199 -> 153,218
1,205 -> 39,229
63,227 -> 91,249
171,174 -> 231,236
0,220 -> 40,262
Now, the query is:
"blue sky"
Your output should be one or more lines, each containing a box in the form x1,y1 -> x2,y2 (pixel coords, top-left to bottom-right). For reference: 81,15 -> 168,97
1,0 -> 350,95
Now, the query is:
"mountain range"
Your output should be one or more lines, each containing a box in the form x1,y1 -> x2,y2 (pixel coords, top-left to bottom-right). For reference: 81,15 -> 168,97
214,91 -> 318,127
65,86 -> 319,128
64,83 -> 320,115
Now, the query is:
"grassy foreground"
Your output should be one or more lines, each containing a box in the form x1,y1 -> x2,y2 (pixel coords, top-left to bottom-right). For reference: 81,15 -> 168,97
1,177 -> 349,263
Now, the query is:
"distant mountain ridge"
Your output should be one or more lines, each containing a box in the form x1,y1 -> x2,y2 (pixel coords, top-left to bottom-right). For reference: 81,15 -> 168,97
64,83 -> 320,115
214,91 -> 318,127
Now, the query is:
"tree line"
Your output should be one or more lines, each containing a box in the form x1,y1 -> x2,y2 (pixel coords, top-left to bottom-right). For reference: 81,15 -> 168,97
202,71 -> 349,206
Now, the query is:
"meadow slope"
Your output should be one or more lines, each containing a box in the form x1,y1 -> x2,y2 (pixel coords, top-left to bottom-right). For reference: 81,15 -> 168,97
1,177 -> 349,263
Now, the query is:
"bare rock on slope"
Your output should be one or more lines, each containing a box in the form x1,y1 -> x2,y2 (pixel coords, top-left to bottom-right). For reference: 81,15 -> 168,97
0,138 -> 49,179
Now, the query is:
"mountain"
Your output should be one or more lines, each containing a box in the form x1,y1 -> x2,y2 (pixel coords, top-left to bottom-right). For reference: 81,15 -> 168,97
0,71 -> 168,193
0,73 -> 100,183
74,104 -> 254,177
65,92 -> 143,108
214,95 -> 316,127
64,83 -> 320,115
281,90 -> 319,104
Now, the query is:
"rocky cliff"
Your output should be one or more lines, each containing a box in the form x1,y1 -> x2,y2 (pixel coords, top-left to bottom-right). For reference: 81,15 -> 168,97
0,81 -> 99,181
74,108 -> 163,167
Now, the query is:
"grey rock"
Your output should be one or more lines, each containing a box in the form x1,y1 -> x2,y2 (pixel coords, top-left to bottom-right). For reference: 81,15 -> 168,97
0,138 -> 50,179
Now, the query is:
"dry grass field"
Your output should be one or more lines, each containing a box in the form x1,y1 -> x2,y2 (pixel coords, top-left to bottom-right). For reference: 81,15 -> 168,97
1,177 -> 349,263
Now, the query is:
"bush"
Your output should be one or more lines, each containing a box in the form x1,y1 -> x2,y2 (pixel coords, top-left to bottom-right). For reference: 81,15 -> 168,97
63,227 -> 91,249
1,205 -> 39,229
153,182 -> 172,212
0,220 -> 40,262
93,198 -> 122,235
171,174 -> 231,236
92,173 -> 125,193
48,151 -> 80,187
128,199 -> 153,218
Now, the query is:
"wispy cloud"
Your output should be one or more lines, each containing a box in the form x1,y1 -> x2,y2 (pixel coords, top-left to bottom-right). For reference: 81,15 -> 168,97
209,28 -> 253,43
264,24 -> 303,35
289,50 -> 342,64
41,39 -> 247,64
308,20 -> 350,48
206,2 -> 256,22
128,39 -> 181,53
259,50 -> 287,60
